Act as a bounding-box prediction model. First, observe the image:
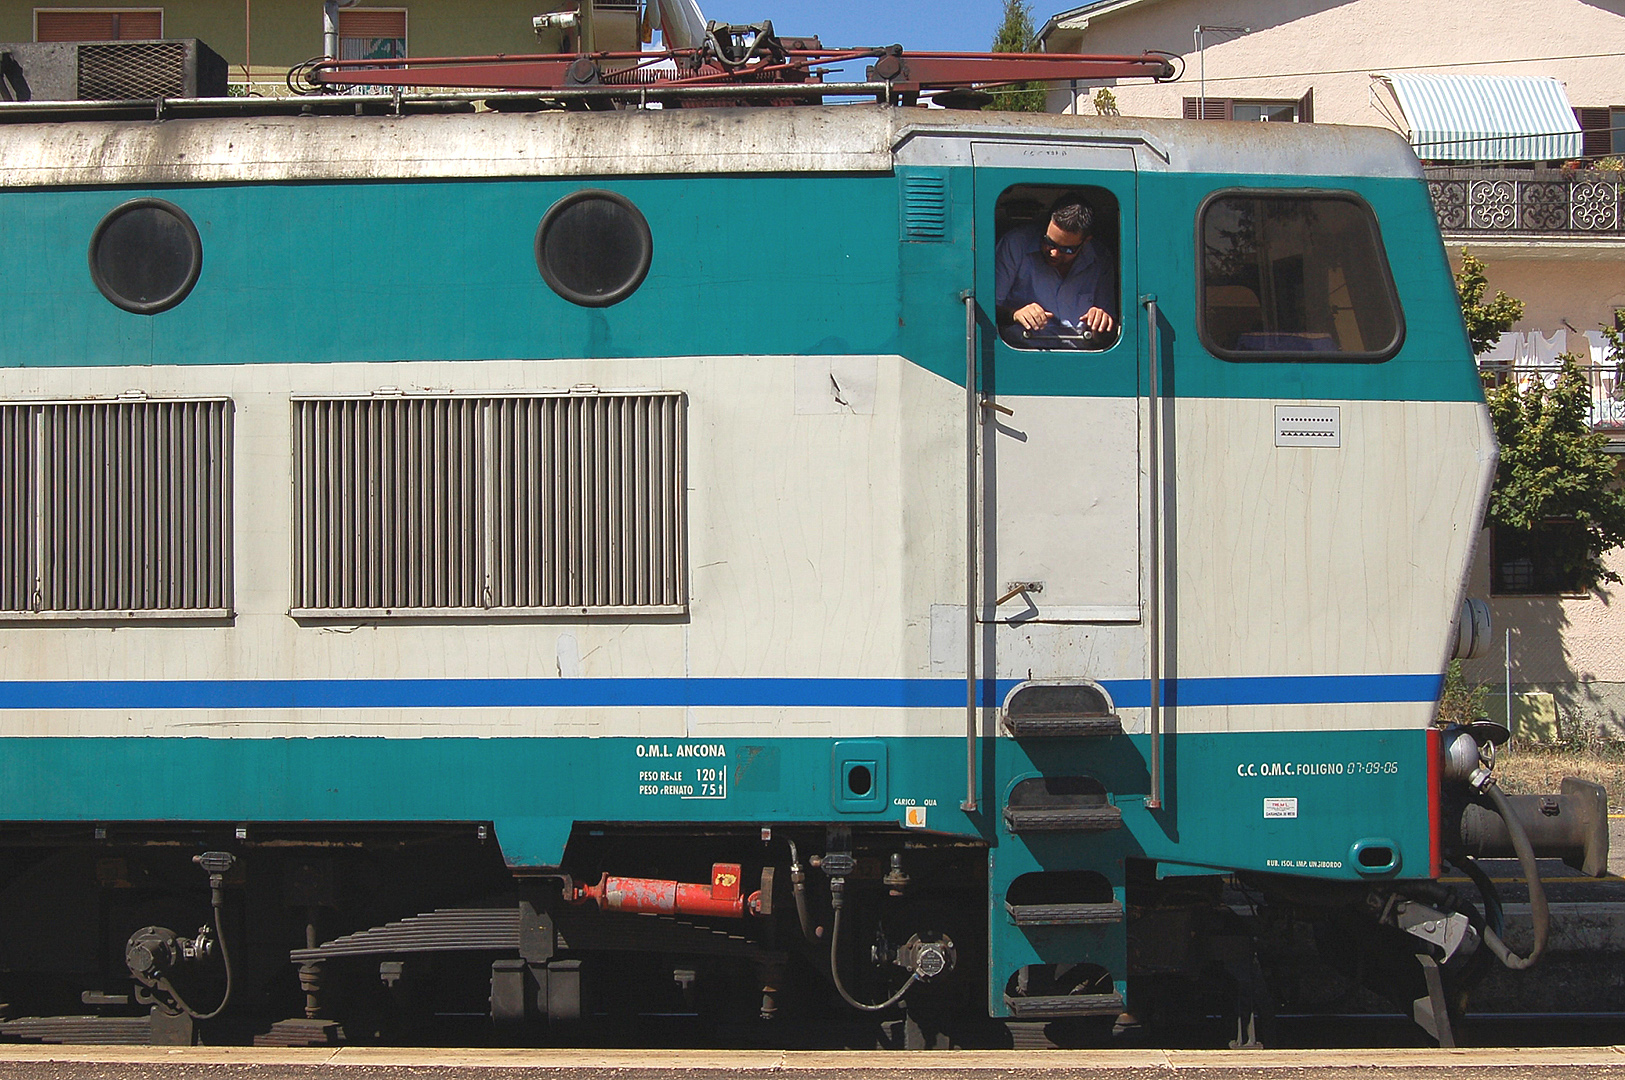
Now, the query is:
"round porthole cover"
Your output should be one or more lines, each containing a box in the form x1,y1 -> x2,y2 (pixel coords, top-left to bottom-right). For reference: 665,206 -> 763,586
88,198 -> 203,315
535,190 -> 652,308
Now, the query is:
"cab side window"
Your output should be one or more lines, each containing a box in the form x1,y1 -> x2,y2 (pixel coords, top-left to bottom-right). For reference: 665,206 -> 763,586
994,185 -> 1121,352
1199,193 -> 1403,361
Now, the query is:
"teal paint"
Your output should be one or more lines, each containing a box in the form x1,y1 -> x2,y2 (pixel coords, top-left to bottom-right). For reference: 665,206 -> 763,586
0,728 -> 1429,876
0,175 -> 903,370
2,165 -> 1480,405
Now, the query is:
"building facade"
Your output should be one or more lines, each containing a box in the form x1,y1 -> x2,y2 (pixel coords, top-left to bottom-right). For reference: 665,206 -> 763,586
0,1 -> 640,94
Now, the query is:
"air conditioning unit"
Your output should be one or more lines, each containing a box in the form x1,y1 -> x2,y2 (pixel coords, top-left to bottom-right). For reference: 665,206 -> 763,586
0,38 -> 227,101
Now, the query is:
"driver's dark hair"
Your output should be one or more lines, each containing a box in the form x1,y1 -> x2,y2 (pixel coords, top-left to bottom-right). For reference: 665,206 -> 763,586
1049,193 -> 1094,237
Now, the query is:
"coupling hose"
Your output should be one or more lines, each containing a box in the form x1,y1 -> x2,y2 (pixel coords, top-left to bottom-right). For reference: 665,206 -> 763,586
1477,781 -> 1549,970
163,893 -> 236,1020
829,904 -> 919,1012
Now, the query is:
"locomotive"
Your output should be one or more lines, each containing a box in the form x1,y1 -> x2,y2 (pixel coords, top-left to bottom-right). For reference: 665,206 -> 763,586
0,29 -> 1608,1049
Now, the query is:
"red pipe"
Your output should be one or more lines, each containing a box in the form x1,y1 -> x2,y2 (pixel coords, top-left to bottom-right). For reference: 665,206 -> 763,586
571,863 -> 759,919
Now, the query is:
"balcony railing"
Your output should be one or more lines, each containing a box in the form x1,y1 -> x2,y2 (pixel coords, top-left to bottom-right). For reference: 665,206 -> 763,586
1425,168 -> 1625,237
1479,339 -> 1625,437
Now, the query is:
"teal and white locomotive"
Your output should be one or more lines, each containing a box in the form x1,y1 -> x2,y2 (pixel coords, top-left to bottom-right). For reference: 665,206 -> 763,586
0,35 -> 1602,1047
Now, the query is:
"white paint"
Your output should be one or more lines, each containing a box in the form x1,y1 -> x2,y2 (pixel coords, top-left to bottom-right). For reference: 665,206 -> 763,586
555,633 -> 581,679
991,394 -> 1141,618
0,363 -> 1490,741
793,356 -> 876,415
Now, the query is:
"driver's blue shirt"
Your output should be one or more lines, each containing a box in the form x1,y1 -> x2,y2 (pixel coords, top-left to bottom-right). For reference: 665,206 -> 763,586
994,224 -> 1116,339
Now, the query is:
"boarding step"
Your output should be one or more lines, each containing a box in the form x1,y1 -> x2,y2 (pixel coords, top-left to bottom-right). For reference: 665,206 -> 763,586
1003,991 -> 1125,1019
1002,680 -> 1121,739
1003,775 -> 1123,834
1005,900 -> 1125,926
1003,805 -> 1123,833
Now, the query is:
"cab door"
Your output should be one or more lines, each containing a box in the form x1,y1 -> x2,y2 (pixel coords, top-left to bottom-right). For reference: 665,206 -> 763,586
972,143 -> 1141,632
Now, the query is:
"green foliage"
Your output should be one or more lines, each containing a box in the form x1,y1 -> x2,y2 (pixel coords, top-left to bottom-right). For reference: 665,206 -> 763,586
1456,250 -> 1625,594
1435,660 -> 1489,725
1093,87 -> 1120,116
1454,248 -> 1523,358
1485,353 -> 1625,590
987,0 -> 1045,113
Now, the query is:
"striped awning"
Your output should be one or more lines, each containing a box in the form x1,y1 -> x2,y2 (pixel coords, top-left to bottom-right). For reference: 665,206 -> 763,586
1375,73 -> 1583,162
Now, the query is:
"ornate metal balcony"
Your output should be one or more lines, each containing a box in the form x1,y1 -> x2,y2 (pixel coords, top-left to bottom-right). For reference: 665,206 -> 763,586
1425,168 -> 1625,237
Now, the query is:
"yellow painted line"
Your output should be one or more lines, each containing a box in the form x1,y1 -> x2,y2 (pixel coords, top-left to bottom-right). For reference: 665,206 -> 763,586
0,1047 -> 1623,1068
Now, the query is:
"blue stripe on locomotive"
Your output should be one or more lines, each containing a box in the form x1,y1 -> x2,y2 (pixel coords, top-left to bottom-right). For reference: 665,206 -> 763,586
0,673 -> 1442,709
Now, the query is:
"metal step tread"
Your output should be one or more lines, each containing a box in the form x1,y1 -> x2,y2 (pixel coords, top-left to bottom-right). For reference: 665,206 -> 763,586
1004,991 -> 1126,1018
1003,716 -> 1123,738
1005,900 -> 1125,926
290,906 -> 774,963
0,1015 -> 151,1045
1003,805 -> 1123,832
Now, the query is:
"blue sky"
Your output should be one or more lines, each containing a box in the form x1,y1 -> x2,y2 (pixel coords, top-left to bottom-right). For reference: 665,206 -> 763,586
690,1 -> 1013,56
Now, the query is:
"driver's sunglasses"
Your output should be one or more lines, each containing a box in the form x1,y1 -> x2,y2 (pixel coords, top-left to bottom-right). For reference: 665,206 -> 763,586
1041,236 -> 1082,255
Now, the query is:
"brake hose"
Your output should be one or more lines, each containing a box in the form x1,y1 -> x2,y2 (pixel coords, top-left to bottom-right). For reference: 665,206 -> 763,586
163,889 -> 236,1019
1454,854 -> 1504,940
829,903 -> 919,1012
1474,781 -> 1549,970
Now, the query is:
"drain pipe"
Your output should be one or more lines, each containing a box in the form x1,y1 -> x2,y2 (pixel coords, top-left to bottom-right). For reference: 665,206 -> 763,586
323,0 -> 357,60
962,290 -> 979,814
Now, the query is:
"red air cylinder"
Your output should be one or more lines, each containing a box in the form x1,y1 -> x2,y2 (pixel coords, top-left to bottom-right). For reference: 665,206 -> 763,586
572,863 -> 754,918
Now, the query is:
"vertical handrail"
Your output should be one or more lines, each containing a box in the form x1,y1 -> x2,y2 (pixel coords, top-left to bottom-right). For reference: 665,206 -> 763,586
962,290 -> 979,814
1143,295 -> 1163,810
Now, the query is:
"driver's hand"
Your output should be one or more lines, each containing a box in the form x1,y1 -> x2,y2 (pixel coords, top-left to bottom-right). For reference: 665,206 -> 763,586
1082,307 -> 1115,333
1013,303 -> 1052,331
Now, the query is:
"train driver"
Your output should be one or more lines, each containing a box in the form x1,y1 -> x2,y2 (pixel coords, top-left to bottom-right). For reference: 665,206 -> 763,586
994,193 -> 1117,349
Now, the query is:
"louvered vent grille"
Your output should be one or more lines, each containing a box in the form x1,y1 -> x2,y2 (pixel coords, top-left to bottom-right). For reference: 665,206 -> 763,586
292,393 -> 687,616
902,171 -> 949,241
77,41 -> 187,99
0,400 -> 233,617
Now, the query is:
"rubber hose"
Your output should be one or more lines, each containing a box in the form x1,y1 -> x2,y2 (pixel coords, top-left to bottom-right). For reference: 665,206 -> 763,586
1455,854 -> 1504,939
1477,781 -> 1549,970
163,897 -> 236,1021
828,905 -> 919,1012
787,840 -> 817,944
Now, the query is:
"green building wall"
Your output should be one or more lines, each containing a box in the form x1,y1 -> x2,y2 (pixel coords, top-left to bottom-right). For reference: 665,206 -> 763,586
0,0 -> 599,81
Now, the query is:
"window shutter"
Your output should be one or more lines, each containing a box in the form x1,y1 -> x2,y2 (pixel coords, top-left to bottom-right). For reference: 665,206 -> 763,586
1182,97 -> 1231,121
36,10 -> 161,41
338,9 -> 407,38
1298,87 -> 1314,124
1576,107 -> 1612,158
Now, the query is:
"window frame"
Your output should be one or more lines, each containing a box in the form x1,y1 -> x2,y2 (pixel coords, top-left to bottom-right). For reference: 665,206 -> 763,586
336,6 -> 407,60
1194,187 -> 1406,364
1183,89 -> 1313,123
991,182 -> 1124,355
1489,520 -> 1594,598
88,197 -> 203,315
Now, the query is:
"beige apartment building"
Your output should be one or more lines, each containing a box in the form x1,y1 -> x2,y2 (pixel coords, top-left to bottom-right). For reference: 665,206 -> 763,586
1041,0 -> 1625,737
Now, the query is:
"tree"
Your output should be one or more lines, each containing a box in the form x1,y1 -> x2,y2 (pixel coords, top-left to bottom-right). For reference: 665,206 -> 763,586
987,0 -> 1045,113
1455,248 -> 1523,357
1484,356 -> 1625,591
1455,250 -> 1625,594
